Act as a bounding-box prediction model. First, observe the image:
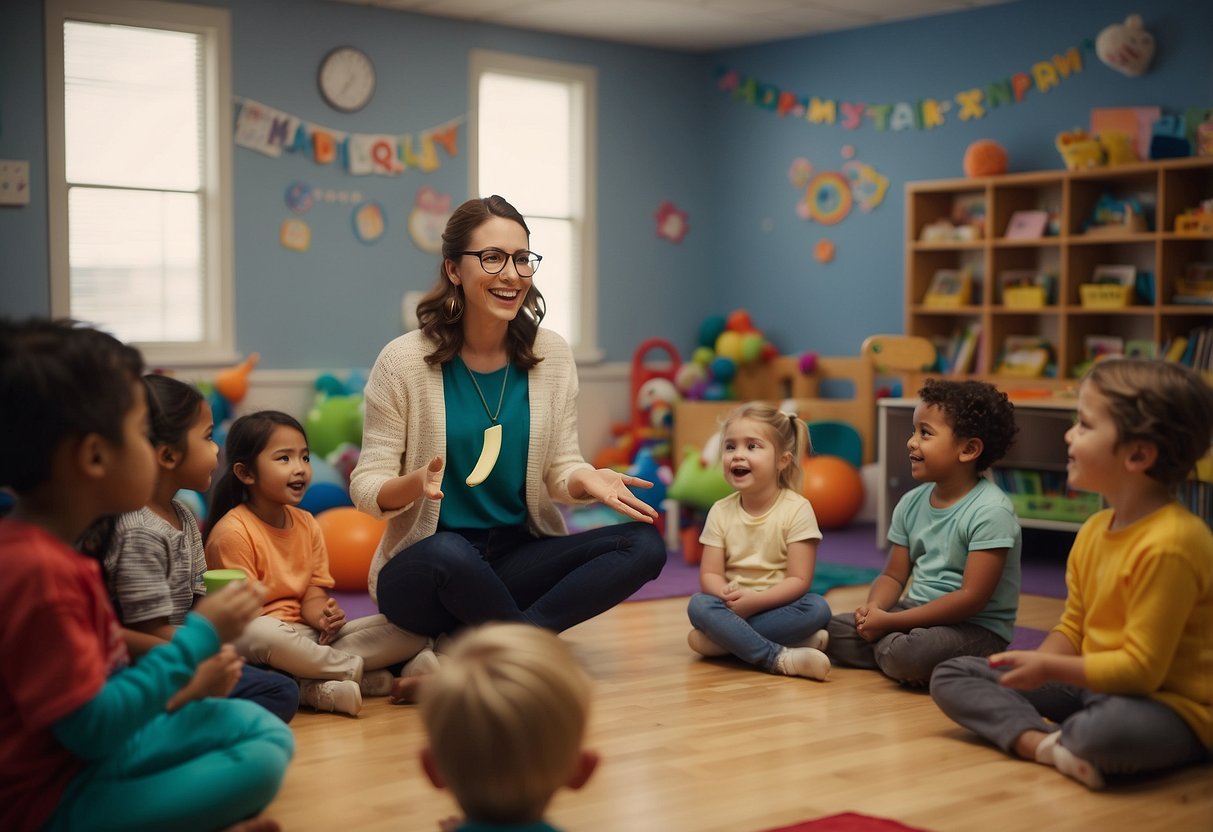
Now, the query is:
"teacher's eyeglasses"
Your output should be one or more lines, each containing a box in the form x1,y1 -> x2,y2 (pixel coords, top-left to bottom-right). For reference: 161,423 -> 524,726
457,248 -> 542,277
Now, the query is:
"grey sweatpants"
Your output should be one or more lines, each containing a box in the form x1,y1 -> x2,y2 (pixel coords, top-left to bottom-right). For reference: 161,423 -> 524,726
930,655 -> 1208,778
826,599 -> 1007,684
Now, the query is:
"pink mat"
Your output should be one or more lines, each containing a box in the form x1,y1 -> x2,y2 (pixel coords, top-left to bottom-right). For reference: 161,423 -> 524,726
759,812 -> 931,832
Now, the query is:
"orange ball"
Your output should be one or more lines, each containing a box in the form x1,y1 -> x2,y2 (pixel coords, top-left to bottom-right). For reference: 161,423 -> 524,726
802,455 -> 865,529
316,507 -> 386,591
963,140 -> 1008,178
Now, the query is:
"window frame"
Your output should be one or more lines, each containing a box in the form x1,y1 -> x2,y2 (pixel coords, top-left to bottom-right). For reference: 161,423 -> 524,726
45,0 -> 236,365
469,49 -> 601,363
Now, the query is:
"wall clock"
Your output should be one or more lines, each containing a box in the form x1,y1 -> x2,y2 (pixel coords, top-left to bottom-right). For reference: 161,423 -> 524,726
317,46 -> 376,113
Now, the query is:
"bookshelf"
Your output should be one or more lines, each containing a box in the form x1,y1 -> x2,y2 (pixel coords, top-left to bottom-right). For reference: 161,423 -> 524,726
905,156 -> 1213,392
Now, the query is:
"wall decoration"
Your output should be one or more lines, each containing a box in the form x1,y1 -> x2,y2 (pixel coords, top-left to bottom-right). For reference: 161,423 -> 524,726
789,153 -> 888,227
655,201 -> 689,243
285,181 -> 314,214
814,238 -> 835,264
718,41 -> 1089,131
280,218 -> 311,252
408,187 -> 451,253
1089,107 -> 1159,159
352,201 -> 386,244
234,96 -> 462,176
1095,15 -> 1155,77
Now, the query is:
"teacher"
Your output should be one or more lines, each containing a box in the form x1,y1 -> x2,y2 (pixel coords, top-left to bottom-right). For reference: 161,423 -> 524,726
351,195 -> 666,642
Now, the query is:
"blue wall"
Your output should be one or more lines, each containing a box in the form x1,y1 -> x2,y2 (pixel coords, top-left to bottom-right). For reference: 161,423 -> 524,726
1,0 -> 1209,367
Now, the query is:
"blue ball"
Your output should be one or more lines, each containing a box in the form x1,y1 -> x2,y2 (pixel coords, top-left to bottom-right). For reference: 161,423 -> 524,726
709,356 -> 736,383
299,482 -> 352,515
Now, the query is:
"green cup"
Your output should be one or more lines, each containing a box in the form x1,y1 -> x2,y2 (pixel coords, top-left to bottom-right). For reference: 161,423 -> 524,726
203,568 -> 247,594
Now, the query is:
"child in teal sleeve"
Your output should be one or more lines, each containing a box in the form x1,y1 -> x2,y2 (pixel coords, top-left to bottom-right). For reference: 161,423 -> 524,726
827,378 -> 1021,685
0,318 -> 292,832
419,623 -> 598,832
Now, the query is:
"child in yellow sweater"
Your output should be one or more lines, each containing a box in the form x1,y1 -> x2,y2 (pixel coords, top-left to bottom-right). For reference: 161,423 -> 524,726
931,359 -> 1213,788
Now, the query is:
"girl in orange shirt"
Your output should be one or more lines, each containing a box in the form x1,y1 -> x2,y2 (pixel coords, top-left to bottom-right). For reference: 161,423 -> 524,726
205,411 -> 435,716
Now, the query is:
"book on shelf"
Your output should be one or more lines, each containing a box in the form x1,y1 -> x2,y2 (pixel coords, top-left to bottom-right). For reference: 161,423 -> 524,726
996,335 -> 1051,377
948,322 -> 981,376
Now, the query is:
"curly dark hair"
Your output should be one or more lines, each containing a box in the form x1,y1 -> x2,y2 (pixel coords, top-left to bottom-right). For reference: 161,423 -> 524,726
918,378 -> 1017,473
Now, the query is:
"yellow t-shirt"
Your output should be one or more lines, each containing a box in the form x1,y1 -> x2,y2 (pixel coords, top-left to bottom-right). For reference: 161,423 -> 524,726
699,489 -> 822,590
1054,502 -> 1213,746
204,504 -> 335,622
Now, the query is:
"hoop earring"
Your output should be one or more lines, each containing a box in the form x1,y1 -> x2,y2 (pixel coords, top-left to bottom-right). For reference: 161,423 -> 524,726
523,289 -> 547,326
443,291 -> 464,323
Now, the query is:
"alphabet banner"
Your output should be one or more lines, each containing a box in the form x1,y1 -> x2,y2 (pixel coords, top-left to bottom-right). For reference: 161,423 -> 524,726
718,42 -> 1091,131
233,96 -> 463,175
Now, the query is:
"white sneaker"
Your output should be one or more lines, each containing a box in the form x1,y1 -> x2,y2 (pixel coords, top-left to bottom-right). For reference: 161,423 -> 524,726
792,629 -> 829,652
300,679 -> 362,715
360,669 -> 395,697
773,647 -> 831,680
1051,739 -> 1105,789
402,647 -> 442,678
687,629 -> 729,657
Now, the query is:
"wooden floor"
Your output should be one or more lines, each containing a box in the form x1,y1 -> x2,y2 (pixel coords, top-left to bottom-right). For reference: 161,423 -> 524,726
264,587 -> 1212,831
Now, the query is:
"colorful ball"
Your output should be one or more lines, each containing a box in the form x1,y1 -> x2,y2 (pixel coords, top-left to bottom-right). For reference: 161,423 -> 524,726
715,331 -> 743,362
316,507 -> 386,591
801,454 -> 864,529
299,482 -> 353,515
675,362 -> 707,393
740,332 -> 766,364
709,356 -> 736,383
692,346 -> 715,367
726,309 -> 754,333
963,139 -> 1009,177
698,316 -> 727,349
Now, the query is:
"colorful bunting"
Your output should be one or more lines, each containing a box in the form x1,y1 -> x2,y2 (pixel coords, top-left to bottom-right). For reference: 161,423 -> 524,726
718,43 -> 1090,131
234,96 -> 463,176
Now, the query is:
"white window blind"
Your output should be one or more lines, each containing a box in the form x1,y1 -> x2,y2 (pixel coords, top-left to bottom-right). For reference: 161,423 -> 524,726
47,0 -> 234,364
471,51 -> 599,361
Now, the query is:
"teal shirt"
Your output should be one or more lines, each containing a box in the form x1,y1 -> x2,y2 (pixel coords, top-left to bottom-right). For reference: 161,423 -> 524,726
440,357 -> 529,529
888,477 -> 1022,642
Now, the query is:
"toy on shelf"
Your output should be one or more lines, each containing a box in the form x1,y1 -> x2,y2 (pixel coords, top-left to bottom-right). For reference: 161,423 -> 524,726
1150,114 -> 1191,160
962,139 -> 1008,178
1174,200 -> 1213,235
1083,193 -> 1149,236
1056,128 -> 1104,170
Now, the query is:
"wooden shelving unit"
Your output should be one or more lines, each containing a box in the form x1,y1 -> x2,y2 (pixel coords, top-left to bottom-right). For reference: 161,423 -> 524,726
904,156 -> 1213,392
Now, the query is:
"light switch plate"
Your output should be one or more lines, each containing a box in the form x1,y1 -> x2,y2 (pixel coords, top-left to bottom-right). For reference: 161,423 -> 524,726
0,160 -> 31,206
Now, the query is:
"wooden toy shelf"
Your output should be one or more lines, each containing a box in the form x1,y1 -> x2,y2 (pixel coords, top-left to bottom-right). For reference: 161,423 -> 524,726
904,156 -> 1213,391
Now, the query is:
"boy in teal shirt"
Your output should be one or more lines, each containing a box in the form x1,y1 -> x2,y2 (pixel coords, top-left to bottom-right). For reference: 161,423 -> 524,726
827,378 -> 1021,685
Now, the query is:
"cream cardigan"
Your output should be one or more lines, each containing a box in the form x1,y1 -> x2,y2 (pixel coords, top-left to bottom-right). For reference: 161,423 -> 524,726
350,328 -> 594,602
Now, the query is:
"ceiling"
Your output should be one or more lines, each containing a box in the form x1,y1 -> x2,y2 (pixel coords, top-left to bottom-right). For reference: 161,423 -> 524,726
327,0 -> 1019,53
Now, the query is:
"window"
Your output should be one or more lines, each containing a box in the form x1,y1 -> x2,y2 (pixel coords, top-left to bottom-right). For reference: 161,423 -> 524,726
470,50 -> 600,362
45,0 -> 234,364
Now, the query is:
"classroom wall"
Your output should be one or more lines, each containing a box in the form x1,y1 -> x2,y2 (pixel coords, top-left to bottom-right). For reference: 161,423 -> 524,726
706,0 -> 1213,358
0,0 -> 1208,395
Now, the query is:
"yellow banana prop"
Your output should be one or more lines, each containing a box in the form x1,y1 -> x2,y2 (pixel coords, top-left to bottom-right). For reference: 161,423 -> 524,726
465,423 -> 502,486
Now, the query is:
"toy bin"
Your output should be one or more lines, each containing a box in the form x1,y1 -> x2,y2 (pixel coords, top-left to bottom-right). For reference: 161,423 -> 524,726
1080,284 -> 1133,308
1003,286 -> 1047,308
1011,492 -> 1103,524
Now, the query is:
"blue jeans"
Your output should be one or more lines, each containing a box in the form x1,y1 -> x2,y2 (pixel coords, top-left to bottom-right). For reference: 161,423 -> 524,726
687,590 -> 832,671
377,522 -> 666,635
230,664 -> 299,723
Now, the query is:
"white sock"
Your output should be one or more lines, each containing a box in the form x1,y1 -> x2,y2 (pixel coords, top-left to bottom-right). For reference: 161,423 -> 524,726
1034,730 -> 1060,765
773,647 -> 831,680
1051,740 -> 1105,789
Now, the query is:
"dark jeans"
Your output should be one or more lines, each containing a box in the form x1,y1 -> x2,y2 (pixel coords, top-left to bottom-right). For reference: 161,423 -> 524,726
230,664 -> 299,723
377,522 -> 666,636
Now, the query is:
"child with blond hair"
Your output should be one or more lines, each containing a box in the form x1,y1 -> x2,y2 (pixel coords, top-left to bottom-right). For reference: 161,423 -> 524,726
932,359 -> 1213,788
686,402 -> 832,679
419,623 -> 598,831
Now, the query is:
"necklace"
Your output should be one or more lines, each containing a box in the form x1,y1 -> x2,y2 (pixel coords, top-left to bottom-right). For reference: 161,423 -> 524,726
462,359 -> 508,487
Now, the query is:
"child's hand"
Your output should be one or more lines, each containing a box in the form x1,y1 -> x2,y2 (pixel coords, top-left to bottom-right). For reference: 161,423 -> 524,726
167,645 -> 244,711
990,650 -> 1049,689
317,598 -> 346,645
856,607 -> 893,642
194,580 -> 265,644
724,588 -> 762,619
422,455 -> 445,501
437,816 -> 463,832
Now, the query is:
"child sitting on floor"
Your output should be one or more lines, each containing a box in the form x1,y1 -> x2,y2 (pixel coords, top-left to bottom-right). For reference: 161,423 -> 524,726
931,359 -> 1213,788
0,318 -> 291,832
205,410 -> 436,716
827,378 -> 1021,685
686,402 -> 832,680
80,373 -> 298,722
419,623 -> 598,832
